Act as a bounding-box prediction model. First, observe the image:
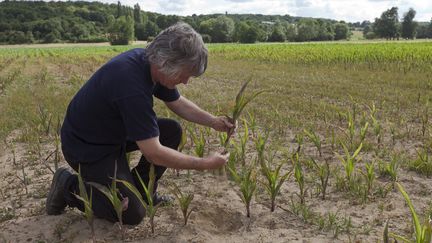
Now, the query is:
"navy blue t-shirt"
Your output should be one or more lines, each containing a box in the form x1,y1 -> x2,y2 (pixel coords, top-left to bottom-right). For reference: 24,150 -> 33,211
61,48 -> 180,163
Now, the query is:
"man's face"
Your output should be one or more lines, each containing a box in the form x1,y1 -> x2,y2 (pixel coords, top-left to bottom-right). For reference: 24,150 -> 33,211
156,69 -> 192,89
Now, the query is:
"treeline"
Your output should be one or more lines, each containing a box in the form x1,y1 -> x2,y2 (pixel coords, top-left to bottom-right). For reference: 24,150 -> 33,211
360,7 -> 432,39
0,0 -> 351,45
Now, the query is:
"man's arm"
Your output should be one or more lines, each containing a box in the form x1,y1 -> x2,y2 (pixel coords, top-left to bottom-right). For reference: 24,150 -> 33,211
165,96 -> 233,132
137,137 -> 228,170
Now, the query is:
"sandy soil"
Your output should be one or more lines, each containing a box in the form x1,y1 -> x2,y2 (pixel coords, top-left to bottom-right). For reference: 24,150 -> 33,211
1,126 -> 430,243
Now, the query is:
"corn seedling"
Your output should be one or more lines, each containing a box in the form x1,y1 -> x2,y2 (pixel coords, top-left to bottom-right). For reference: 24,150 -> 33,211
170,183 -> 194,225
359,122 -> 369,144
335,141 -> 362,184
223,79 -> 265,148
259,152 -> 291,212
347,111 -> 355,150
388,183 -> 432,243
295,133 -> 304,154
378,157 -> 399,184
246,111 -> 258,138
37,104 -> 52,136
362,161 -> 375,195
89,162 -> 128,239
190,128 -> 206,158
238,120 -> 249,165
304,129 -> 322,157
311,158 -> 330,200
73,166 -> 95,242
255,130 -> 269,165
134,165 -> 158,233
292,152 -> 307,204
409,146 -> 432,176
227,160 -> 257,218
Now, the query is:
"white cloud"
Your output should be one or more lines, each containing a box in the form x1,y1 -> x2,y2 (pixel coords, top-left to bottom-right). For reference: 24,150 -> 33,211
93,0 -> 432,22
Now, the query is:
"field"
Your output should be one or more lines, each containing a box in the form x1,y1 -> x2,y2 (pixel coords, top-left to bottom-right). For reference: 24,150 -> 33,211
0,41 -> 432,242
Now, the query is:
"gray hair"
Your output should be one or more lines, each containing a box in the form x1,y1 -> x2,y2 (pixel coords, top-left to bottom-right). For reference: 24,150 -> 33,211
146,22 -> 208,78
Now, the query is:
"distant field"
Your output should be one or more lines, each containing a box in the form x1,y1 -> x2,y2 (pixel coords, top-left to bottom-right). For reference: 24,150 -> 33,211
0,42 -> 431,242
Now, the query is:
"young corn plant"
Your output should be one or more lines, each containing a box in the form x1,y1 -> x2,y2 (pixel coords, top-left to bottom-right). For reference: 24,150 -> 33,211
335,141 -> 363,185
237,120 -> 249,165
359,122 -> 369,145
361,161 -> 375,195
118,164 -> 159,234
388,183 -> 432,243
409,146 -> 432,176
304,129 -> 322,157
227,160 -> 257,218
89,162 -> 128,239
378,157 -> 399,185
247,111 -> 258,138
223,79 -> 265,148
292,152 -> 307,204
73,166 -> 95,242
311,158 -> 330,200
170,183 -> 194,226
134,165 -> 158,233
255,130 -> 269,165
295,133 -> 304,154
259,152 -> 291,212
190,128 -> 206,158
371,116 -> 382,145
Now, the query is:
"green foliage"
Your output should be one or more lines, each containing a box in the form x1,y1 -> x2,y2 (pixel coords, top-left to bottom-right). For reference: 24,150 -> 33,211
117,164 -> 159,233
389,183 -> 432,243
108,16 -> 134,45
170,183 -> 194,225
311,159 -> 330,200
223,79 -> 265,148
190,127 -> 206,158
74,166 -> 95,242
89,162 -> 128,239
401,8 -> 418,40
373,7 -> 400,40
228,160 -> 257,218
292,152 -> 307,204
336,142 -> 362,184
334,23 -> 351,40
259,150 -> 291,212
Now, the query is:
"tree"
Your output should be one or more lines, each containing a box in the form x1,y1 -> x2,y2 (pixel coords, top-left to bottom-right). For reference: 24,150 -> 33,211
334,22 -> 350,40
284,23 -> 297,41
268,22 -> 286,42
234,21 -> 259,43
373,7 -> 400,40
199,16 -> 234,43
133,4 -> 142,24
316,20 -> 334,41
296,18 -> 319,41
143,20 -> 159,40
401,8 -> 417,39
108,16 -> 134,45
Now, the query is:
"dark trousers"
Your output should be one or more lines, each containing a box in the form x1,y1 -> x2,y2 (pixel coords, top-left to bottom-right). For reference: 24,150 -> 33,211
63,118 -> 182,225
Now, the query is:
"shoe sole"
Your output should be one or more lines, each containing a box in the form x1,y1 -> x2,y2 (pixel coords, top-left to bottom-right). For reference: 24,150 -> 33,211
46,167 -> 70,215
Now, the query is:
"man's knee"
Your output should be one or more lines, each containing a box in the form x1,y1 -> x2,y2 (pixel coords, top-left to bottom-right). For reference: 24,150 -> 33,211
122,201 -> 145,225
158,118 -> 182,148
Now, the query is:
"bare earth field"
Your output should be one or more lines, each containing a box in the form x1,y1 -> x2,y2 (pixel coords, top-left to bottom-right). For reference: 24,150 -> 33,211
0,42 -> 431,242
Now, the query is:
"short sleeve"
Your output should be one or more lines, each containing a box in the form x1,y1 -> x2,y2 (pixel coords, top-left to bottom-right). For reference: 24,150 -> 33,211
114,94 -> 159,141
153,84 -> 180,102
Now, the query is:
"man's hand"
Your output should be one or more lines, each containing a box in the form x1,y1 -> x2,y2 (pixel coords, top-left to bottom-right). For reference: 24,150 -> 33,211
201,152 -> 229,170
210,116 -> 236,133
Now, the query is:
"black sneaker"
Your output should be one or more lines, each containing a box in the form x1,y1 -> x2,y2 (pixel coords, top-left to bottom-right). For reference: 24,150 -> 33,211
46,167 -> 74,215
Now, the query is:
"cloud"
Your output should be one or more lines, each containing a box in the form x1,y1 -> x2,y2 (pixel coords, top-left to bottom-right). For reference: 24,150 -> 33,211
80,0 -> 432,22
158,0 -> 187,12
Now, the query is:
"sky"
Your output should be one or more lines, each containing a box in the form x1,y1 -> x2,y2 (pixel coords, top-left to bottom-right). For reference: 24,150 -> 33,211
93,0 -> 432,23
